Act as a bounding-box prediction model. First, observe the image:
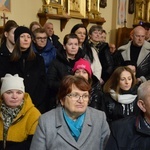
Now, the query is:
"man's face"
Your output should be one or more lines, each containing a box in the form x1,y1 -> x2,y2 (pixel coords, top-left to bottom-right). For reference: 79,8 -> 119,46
145,28 -> 150,40
132,27 -> 146,47
44,24 -> 54,37
34,32 -> 47,49
142,93 -> 150,122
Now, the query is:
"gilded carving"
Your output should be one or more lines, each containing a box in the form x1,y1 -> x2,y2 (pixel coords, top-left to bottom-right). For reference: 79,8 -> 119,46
134,0 -> 148,24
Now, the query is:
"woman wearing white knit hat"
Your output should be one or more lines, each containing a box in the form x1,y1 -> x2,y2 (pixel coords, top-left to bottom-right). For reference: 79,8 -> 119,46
0,74 -> 41,150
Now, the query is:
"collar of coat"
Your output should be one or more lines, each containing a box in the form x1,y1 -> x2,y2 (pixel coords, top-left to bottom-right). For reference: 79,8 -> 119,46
135,114 -> 150,135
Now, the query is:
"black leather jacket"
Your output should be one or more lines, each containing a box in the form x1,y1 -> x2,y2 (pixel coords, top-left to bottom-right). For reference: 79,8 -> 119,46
91,42 -> 114,82
113,41 -> 150,81
89,75 -> 104,111
103,85 -> 139,125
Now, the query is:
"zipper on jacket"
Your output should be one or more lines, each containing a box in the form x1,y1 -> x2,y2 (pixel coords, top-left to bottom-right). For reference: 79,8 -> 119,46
2,115 -> 24,149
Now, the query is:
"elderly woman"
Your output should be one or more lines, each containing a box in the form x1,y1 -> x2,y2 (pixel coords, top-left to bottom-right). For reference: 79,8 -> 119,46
30,75 -> 110,150
0,74 -> 41,150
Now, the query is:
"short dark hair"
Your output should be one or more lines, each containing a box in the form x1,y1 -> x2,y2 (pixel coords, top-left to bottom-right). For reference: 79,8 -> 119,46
70,23 -> 87,35
63,33 -> 79,45
89,25 -> 103,35
142,22 -> 150,30
33,28 -> 47,39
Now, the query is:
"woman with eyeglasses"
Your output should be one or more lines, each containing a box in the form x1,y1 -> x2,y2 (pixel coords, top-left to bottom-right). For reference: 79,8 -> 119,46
30,75 -> 110,150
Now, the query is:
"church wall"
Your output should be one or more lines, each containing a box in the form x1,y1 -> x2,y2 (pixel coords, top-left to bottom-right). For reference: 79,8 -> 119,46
0,0 -> 134,44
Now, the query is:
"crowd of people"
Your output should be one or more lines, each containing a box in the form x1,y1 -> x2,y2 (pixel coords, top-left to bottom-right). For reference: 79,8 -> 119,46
0,19 -> 150,149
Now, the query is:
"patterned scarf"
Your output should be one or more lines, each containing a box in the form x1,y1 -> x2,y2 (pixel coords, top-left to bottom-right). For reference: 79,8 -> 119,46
1,101 -> 24,140
89,40 -> 102,53
63,108 -> 85,141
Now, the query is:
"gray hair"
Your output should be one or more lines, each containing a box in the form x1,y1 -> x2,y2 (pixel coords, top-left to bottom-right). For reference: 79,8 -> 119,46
138,81 -> 150,100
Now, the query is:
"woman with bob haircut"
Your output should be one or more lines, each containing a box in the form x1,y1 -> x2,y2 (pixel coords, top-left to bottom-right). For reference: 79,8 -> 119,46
103,66 -> 139,124
30,75 -> 110,150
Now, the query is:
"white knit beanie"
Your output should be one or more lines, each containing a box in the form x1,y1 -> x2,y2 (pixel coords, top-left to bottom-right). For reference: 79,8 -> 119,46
1,74 -> 25,95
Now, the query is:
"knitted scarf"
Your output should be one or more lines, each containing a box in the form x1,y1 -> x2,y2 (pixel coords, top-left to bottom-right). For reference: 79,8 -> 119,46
110,89 -> 137,104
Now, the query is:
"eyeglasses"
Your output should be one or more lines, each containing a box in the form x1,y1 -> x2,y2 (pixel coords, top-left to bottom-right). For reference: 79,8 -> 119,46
66,93 -> 89,101
36,37 -> 47,41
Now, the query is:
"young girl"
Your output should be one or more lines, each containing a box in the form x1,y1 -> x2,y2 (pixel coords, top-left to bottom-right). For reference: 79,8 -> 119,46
0,20 -> 18,79
0,20 -> 18,53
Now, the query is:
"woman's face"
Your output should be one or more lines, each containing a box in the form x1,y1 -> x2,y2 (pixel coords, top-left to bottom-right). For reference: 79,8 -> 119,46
119,70 -> 132,91
101,32 -> 106,42
2,89 -> 24,108
75,69 -> 89,80
60,84 -> 89,120
20,33 -> 32,51
31,24 -> 41,32
5,27 -> 17,45
89,30 -> 102,43
74,28 -> 86,45
63,38 -> 79,59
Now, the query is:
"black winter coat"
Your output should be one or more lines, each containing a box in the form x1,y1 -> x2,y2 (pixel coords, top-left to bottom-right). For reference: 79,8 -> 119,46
2,50 -> 47,113
90,42 -> 114,82
0,43 -> 12,80
89,75 -> 104,111
103,86 -> 139,125
51,34 -> 62,51
47,48 -> 84,110
105,115 -> 150,150
113,42 -> 150,81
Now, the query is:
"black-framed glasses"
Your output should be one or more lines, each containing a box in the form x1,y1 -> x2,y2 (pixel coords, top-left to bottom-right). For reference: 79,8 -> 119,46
66,93 -> 89,101
36,37 -> 47,40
